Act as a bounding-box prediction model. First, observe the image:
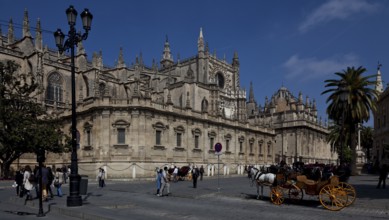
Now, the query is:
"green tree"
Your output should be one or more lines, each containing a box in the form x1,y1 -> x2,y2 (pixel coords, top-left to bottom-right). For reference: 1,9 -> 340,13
360,125 -> 374,161
322,66 -> 378,175
0,60 -> 67,178
327,123 -> 352,163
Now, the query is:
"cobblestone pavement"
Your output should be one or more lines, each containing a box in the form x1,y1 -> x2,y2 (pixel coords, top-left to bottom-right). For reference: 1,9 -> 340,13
0,174 -> 388,219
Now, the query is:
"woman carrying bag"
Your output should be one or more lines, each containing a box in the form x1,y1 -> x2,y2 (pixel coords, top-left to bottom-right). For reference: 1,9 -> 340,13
23,165 -> 34,201
54,168 -> 64,197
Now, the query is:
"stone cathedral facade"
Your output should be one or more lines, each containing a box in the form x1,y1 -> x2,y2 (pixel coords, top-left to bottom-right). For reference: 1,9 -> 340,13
0,11 -> 336,179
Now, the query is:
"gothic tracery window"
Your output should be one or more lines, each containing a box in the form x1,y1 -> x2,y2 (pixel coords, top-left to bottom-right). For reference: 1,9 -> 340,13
99,83 -> 106,97
216,72 -> 224,89
46,72 -> 63,102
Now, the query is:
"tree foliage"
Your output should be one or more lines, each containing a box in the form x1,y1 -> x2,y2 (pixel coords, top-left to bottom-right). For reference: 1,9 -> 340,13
360,125 -> 374,161
322,66 -> 378,175
0,60 -> 67,178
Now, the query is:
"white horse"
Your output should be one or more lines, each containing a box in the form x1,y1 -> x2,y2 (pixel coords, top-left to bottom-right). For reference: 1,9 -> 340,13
250,167 -> 276,199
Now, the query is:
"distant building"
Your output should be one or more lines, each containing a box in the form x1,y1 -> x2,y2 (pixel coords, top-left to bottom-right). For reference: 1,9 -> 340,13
373,64 -> 389,165
0,10 -> 337,178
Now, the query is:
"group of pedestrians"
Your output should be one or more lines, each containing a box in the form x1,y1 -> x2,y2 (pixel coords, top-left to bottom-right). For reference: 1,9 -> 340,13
155,165 -> 205,196
14,164 -> 68,203
155,167 -> 170,197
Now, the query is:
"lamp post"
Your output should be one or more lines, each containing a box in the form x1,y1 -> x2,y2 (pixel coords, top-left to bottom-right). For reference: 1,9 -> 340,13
54,5 -> 93,207
36,147 -> 45,217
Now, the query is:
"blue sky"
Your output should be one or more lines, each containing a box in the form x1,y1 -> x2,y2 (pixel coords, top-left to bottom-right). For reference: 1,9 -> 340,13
1,0 -> 388,126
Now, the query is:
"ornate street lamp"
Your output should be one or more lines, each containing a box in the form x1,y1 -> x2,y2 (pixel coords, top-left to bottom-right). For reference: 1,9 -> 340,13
54,5 -> 93,207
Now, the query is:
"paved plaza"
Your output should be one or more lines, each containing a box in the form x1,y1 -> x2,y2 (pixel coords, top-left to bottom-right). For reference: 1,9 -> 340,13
0,174 -> 388,219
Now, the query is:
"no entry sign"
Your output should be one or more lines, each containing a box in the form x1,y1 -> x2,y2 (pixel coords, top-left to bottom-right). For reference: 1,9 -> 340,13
215,142 -> 222,152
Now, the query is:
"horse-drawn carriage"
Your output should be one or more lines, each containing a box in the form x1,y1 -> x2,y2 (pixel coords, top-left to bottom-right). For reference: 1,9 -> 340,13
251,165 -> 356,211
168,166 -> 192,181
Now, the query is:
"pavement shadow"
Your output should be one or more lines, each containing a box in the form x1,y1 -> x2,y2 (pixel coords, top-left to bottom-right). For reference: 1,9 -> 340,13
242,192 -> 329,210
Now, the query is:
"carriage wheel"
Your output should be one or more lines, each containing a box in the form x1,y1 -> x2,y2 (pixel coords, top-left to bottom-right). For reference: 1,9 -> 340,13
319,185 -> 347,211
288,185 -> 303,203
338,182 -> 356,206
270,186 -> 284,205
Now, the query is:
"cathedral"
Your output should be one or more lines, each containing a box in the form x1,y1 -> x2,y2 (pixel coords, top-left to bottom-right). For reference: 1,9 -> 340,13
0,10 -> 337,179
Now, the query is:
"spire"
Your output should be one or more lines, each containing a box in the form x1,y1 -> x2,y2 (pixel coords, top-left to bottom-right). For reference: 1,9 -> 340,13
232,51 -> 239,66
152,58 -> 158,71
35,18 -> 42,50
77,40 -> 86,55
312,99 -> 317,110
166,90 -> 173,105
98,50 -> 103,70
23,9 -> 31,38
198,27 -> 204,54
305,96 -> 311,111
298,91 -> 303,104
8,18 -> 14,44
249,81 -> 255,103
139,51 -> 144,66
117,47 -> 126,68
375,62 -> 384,94
160,35 -> 174,68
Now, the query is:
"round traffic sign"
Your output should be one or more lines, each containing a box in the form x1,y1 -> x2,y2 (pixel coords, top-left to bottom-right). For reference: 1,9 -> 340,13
215,142 -> 222,152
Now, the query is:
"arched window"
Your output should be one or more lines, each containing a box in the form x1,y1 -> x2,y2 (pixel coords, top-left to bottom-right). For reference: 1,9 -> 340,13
46,72 -> 63,102
216,72 -> 224,89
174,126 -> 185,147
99,83 -> 106,97
201,97 -> 209,113
192,128 -> 202,149
208,131 -> 217,150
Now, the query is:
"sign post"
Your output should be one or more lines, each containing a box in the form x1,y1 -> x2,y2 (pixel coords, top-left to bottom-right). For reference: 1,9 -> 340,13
214,143 -> 222,192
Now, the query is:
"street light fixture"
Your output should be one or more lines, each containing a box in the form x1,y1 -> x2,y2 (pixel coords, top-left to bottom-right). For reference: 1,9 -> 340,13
54,5 -> 93,207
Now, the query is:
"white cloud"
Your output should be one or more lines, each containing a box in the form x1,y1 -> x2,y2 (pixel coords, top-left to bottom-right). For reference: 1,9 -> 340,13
299,0 -> 379,32
283,53 -> 359,80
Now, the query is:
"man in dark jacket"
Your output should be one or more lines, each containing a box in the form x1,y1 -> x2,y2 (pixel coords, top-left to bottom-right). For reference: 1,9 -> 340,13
192,166 -> 199,188
377,164 -> 388,189
15,169 -> 24,197
35,165 -> 50,201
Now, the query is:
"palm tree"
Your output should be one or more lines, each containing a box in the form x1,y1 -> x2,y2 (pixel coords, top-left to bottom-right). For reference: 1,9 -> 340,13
322,66 -> 378,175
360,125 -> 374,161
327,123 -> 352,163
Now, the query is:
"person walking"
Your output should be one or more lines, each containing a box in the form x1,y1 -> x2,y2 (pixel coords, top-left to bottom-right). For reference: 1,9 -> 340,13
160,167 -> 170,196
172,166 -> 179,182
23,165 -> 34,202
33,165 -> 39,198
15,169 -> 24,197
36,165 -> 49,201
54,168 -> 64,197
199,165 -> 204,181
46,167 -> 54,199
155,168 -> 162,196
377,164 -> 388,189
62,165 -> 67,184
98,168 -> 106,188
192,166 -> 199,188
